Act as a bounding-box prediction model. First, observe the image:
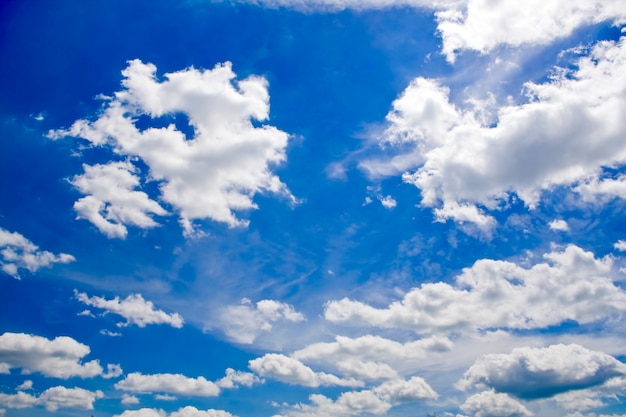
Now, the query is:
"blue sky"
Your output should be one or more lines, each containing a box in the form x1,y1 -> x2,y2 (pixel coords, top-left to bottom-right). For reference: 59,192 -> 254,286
2,1 -> 626,416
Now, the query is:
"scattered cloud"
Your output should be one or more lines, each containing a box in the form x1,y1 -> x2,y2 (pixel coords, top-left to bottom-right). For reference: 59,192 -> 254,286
122,394 -> 140,405
216,368 -> 261,389
219,298 -> 304,344
362,37 -> 626,230
70,162 -> 168,239
249,353 -> 363,388
548,219 -> 569,232
0,332 -> 117,379
460,390 -> 531,417
115,372 -> 220,397
115,407 -> 235,417
457,344 -> 626,399
0,386 -> 103,412
75,290 -> 184,328
615,240 -> 626,251
325,245 -> 626,333
0,227 -> 74,278
49,59 -> 294,236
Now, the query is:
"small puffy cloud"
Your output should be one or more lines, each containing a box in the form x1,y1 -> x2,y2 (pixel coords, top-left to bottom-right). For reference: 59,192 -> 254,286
614,240 -> 626,251
363,37 -> 626,230
0,227 -> 74,278
436,0 -> 626,62
293,334 -> 452,380
0,332 -> 117,379
219,298 -> 304,344
325,245 -> 626,333
548,219 -> 569,232
217,368 -> 261,389
458,344 -> 626,399
115,407 -> 235,417
75,290 -> 184,328
49,59 -> 294,236
15,381 -> 32,391
460,390 -> 532,417
121,394 -> 140,405
0,386 -> 103,412
249,354 -> 363,388
115,372 -> 220,397
70,162 -> 168,239
276,377 -> 437,417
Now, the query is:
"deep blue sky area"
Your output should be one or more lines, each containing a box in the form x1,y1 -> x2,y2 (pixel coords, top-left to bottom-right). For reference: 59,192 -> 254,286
2,1 -> 626,417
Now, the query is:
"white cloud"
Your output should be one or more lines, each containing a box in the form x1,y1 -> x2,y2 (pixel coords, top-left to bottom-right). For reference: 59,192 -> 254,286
325,245 -> 626,333
460,390 -> 532,417
122,394 -> 140,405
362,37 -> 626,230
115,372 -> 220,397
615,240 -> 626,251
71,162 -> 168,239
293,334 -> 452,380
155,394 -> 177,401
548,219 -> 569,232
49,59 -> 294,236
75,290 -> 184,328
276,377 -> 437,417
249,353 -> 363,388
15,381 -> 32,391
554,376 -> 626,411
229,0 -> 453,12
0,227 -> 74,278
217,368 -> 261,389
219,298 -> 304,344
0,332 -> 117,379
436,0 -> 626,62
115,407 -> 235,417
0,386 -> 103,412
457,344 -> 626,399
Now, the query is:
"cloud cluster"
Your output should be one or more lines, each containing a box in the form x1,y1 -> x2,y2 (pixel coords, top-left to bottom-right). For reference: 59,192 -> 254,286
0,386 -> 103,412
49,59 -> 294,236
219,298 -> 305,344
458,344 -> 626,399
324,245 -> 625,333
277,377 -> 437,417
362,37 -> 626,229
460,390 -> 531,417
0,227 -> 74,278
115,373 -> 220,397
75,290 -> 184,328
115,406 -> 235,417
249,354 -> 363,388
0,332 -> 120,379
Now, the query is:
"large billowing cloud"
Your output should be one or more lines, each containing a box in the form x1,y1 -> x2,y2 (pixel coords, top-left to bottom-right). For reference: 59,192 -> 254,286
0,332 -> 120,379
0,227 -> 74,278
115,373 -> 220,397
248,354 -> 363,388
219,298 -> 305,344
75,290 -> 184,328
0,386 -> 103,412
362,37 -> 626,229
276,377 -> 437,417
457,344 -> 626,399
324,245 -> 626,333
49,59 -> 294,236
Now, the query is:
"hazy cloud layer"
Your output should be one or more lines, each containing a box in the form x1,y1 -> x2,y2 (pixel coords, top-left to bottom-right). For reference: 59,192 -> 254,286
49,59 -> 294,236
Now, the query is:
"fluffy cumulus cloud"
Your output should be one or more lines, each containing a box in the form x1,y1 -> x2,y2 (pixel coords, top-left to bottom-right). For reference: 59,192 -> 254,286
75,290 -> 184,328
0,227 -> 74,278
216,368 -> 261,389
549,219 -> 569,232
248,353 -> 363,388
362,37 -> 626,230
0,386 -> 103,412
115,407 -> 235,417
49,59 -> 294,236
115,372 -> 220,397
70,162 -> 168,239
460,390 -> 531,417
276,377 -> 437,417
0,332 -> 119,379
457,344 -> 626,399
219,298 -> 305,344
293,334 -> 453,380
324,245 -> 626,333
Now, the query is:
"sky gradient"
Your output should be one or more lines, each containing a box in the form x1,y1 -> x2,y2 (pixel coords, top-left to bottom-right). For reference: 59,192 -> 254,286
1,1 -> 626,417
